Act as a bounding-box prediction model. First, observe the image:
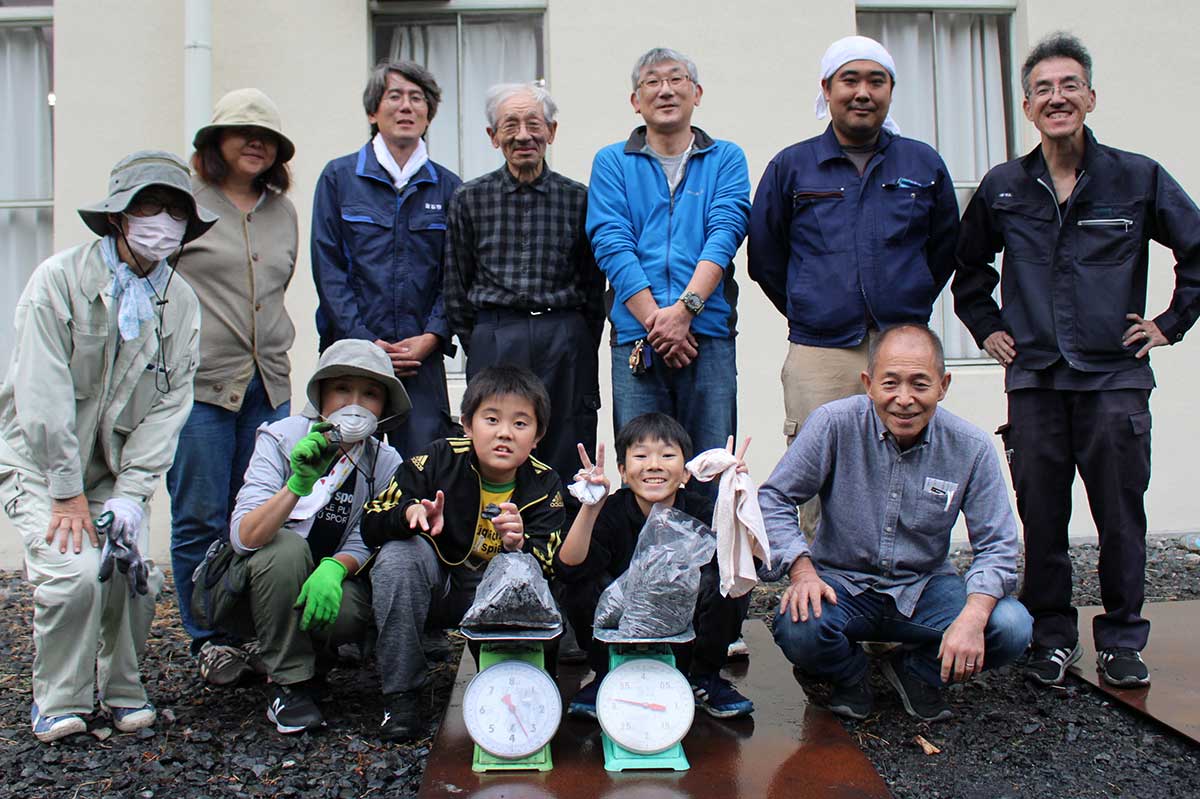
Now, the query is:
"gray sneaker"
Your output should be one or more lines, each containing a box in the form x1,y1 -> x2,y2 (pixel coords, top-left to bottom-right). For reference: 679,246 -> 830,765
199,641 -> 254,686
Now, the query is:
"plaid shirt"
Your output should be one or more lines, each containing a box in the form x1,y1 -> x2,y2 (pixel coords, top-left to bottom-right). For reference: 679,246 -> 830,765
444,164 -> 605,345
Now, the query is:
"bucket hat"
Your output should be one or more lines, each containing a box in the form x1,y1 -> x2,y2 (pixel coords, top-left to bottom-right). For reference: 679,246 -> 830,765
306,339 -> 411,422
77,150 -> 218,243
192,88 -> 295,163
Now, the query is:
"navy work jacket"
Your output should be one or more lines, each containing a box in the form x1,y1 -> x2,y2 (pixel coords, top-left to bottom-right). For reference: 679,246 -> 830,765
311,141 -> 462,351
748,125 -> 959,347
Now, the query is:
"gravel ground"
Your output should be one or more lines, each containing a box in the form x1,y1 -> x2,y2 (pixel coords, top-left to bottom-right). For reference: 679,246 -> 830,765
0,538 -> 1196,798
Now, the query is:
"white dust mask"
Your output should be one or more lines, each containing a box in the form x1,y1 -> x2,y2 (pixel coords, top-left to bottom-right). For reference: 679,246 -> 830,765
326,404 -> 379,443
124,212 -> 187,263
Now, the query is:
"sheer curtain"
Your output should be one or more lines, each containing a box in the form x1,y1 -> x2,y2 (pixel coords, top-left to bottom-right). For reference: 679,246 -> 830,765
0,25 -> 53,372
388,16 -> 540,180
858,12 -> 1010,359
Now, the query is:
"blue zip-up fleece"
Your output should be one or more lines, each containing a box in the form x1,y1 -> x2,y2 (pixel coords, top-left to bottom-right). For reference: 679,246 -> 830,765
586,127 -> 751,346
311,142 -> 462,352
748,125 -> 959,348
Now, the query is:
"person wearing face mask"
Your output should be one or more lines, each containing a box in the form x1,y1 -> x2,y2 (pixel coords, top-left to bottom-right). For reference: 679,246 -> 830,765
167,89 -> 300,682
0,150 -> 215,743
216,339 -> 410,735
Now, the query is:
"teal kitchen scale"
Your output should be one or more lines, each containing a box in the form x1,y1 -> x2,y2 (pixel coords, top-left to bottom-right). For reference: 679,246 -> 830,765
593,627 -> 696,772
459,625 -> 563,773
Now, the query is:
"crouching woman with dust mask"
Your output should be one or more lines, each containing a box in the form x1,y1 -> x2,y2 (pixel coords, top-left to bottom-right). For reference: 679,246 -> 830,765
0,150 -> 215,743
216,339 -> 410,735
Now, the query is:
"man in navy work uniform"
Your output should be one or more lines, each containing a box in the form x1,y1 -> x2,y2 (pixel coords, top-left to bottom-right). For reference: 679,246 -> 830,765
748,35 -> 958,533
586,47 -> 751,496
953,33 -> 1200,689
312,60 -> 462,456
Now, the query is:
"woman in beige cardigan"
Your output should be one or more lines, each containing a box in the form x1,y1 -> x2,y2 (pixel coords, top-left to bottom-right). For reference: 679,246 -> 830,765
169,88 -> 299,681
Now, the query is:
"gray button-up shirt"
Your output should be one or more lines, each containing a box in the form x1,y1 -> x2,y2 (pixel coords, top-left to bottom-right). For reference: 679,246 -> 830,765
758,394 -> 1019,616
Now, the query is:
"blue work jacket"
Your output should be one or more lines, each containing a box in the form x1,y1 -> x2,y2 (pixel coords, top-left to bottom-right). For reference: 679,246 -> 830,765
311,142 -> 462,351
748,125 -> 959,347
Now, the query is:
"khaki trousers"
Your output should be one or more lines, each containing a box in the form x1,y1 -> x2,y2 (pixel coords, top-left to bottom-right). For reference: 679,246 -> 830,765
1,468 -> 162,718
780,335 -> 876,534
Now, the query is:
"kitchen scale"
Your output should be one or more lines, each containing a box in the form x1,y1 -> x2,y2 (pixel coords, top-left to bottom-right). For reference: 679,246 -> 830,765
460,625 -> 563,772
594,627 -> 696,772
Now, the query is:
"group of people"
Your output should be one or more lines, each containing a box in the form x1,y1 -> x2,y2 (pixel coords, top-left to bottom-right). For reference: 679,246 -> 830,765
2,27 -> 1197,746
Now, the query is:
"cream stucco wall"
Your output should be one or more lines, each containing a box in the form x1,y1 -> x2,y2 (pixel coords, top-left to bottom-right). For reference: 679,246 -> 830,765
3,0 -> 1198,570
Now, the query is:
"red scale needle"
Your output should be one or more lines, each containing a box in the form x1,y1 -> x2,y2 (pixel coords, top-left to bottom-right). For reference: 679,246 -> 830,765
500,694 -> 529,737
613,698 -> 667,711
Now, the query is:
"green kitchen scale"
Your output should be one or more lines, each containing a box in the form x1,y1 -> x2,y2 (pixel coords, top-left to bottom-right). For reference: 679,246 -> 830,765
593,627 -> 696,772
459,625 -> 563,773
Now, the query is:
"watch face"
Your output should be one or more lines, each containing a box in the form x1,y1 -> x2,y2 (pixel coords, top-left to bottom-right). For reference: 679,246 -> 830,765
596,658 -> 695,755
463,660 -> 562,759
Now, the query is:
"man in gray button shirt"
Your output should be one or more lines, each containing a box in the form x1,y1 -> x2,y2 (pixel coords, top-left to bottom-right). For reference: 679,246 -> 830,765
760,324 -> 1031,722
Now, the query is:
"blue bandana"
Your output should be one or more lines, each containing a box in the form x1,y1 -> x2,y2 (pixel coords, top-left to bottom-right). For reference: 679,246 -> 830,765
100,236 -> 171,341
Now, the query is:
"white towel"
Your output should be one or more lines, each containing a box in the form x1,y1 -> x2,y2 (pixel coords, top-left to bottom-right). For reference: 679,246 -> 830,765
814,34 -> 902,135
286,442 -> 365,535
686,449 -> 771,598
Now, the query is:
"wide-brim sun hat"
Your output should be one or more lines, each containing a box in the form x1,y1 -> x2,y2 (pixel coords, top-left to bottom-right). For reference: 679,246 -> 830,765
77,150 -> 218,243
192,88 -> 296,164
306,339 -> 412,423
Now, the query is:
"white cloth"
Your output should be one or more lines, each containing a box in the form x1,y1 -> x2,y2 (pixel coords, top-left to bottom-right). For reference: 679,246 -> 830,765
568,478 -> 607,506
288,442 -> 365,534
100,236 -> 171,341
814,34 -> 902,136
373,133 -> 428,191
686,449 -> 771,598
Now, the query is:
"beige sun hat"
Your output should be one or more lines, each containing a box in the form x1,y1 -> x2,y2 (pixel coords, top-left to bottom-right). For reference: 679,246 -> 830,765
192,88 -> 296,163
305,339 -> 411,422
77,150 -> 218,243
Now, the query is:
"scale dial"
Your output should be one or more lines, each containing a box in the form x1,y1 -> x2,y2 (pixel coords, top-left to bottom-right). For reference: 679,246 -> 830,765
597,658 -> 695,755
463,659 -> 562,759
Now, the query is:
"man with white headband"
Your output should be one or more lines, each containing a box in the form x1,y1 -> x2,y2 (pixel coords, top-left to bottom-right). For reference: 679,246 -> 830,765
0,150 -> 214,742
748,35 -> 959,534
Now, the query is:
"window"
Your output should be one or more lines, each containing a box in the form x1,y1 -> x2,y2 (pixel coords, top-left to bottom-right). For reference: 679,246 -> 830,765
373,2 -> 546,375
1,2 -> 54,370
857,6 -> 1016,360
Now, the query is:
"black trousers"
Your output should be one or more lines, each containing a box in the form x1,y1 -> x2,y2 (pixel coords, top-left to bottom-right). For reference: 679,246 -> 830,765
1003,388 -> 1152,651
557,558 -> 751,679
467,309 -> 600,486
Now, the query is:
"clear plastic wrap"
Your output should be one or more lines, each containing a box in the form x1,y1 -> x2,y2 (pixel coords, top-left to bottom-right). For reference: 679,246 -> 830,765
460,551 -> 562,631
592,504 -> 717,638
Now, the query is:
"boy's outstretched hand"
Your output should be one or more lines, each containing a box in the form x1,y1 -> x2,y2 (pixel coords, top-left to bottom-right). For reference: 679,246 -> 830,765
570,442 -> 610,506
405,490 -> 445,536
726,435 -> 751,475
493,502 -> 525,551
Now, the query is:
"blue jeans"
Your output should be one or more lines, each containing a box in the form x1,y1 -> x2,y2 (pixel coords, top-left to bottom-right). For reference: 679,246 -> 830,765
611,335 -> 737,497
167,371 -> 289,648
773,574 -> 1032,687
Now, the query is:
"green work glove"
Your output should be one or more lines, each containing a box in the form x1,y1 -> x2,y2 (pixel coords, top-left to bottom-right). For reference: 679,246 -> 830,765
294,557 -> 347,631
286,422 -> 339,497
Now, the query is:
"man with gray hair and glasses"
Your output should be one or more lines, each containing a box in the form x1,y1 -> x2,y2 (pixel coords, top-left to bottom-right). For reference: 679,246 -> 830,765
587,48 -> 750,498
444,82 -> 605,486
954,32 -> 1200,689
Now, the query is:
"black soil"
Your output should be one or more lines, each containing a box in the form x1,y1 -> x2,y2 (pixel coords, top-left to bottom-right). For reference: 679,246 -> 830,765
0,538 -> 1197,798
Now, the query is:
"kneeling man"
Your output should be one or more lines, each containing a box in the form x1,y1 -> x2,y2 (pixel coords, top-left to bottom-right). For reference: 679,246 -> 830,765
760,324 -> 1031,722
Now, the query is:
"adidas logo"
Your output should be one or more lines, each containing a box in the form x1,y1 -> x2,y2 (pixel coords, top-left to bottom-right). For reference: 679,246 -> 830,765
380,711 -> 392,727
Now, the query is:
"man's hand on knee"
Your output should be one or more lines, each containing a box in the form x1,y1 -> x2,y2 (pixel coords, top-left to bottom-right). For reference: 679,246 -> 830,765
45,493 -> 99,554
937,593 -> 995,683
779,556 -> 836,623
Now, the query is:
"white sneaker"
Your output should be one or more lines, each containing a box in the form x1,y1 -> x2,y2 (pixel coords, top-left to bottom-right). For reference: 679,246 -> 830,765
104,701 -> 156,733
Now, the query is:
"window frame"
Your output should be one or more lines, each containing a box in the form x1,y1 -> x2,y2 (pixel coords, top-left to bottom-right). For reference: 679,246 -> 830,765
0,5 -> 54,217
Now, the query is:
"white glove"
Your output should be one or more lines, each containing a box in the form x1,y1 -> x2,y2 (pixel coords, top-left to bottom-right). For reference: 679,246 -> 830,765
103,496 -> 144,544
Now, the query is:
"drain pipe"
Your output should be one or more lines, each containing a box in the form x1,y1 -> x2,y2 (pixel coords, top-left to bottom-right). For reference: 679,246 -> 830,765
183,0 -> 212,157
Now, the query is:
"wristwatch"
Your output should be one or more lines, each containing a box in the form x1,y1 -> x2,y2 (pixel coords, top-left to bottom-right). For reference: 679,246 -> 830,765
678,290 -> 705,316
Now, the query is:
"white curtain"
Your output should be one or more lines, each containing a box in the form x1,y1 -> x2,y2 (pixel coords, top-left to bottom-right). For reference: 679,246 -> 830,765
858,12 -> 1009,359
0,26 -> 54,373
389,17 -> 540,181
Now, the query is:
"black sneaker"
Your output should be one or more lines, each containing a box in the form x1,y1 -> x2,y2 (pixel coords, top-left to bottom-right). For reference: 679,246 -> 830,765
827,675 -> 874,720
880,656 -> 953,722
1024,642 -> 1081,686
379,691 -> 423,741
567,678 -> 599,720
1097,648 -> 1150,687
266,683 -> 325,735
690,673 -> 754,719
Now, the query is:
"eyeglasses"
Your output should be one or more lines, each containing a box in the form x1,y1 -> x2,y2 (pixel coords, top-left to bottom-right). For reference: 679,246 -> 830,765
1030,80 -> 1088,99
126,195 -> 191,222
638,74 -> 692,91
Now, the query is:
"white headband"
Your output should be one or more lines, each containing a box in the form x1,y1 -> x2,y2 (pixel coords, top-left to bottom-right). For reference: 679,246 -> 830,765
814,35 -> 901,136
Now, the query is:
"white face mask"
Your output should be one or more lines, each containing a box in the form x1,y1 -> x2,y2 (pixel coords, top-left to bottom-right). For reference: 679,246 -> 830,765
124,212 -> 187,263
325,404 -> 379,444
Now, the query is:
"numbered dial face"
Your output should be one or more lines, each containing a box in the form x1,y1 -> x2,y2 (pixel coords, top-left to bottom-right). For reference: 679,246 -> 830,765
463,660 -> 562,759
596,658 -> 695,755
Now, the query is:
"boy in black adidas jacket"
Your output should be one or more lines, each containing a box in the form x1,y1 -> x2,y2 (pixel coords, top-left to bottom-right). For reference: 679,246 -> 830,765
361,365 -> 565,740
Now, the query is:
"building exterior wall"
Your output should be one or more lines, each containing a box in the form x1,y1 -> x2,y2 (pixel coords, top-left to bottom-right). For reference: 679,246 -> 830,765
2,0 -> 1197,567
